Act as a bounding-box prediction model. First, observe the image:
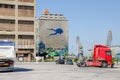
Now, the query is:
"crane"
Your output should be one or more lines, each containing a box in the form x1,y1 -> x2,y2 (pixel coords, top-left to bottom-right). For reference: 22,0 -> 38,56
76,36 -> 84,61
106,30 -> 112,47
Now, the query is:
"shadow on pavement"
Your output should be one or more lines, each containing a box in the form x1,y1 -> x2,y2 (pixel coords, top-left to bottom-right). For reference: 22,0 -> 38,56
0,67 -> 33,73
14,67 -> 33,72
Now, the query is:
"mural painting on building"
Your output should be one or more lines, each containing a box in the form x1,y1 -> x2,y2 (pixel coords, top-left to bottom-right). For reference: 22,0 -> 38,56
37,33 -> 68,59
36,10 -> 68,59
48,27 -> 63,37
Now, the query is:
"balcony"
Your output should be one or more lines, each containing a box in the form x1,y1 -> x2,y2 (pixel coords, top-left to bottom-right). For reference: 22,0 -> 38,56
18,0 -> 34,3
18,24 -> 34,32
18,9 -> 34,17
0,23 -> 15,31
0,8 -> 15,16
18,39 -> 34,47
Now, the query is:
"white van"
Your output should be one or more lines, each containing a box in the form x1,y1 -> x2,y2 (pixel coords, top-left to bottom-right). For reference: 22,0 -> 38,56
0,41 -> 15,72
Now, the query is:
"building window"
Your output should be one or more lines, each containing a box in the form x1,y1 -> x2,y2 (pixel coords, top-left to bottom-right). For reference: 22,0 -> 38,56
59,14 -> 63,16
0,19 -> 15,24
5,5 -> 8,8
11,5 -> 15,8
18,6 -> 34,10
24,54 -> 28,57
0,4 -> 15,9
18,20 -> 34,24
60,17 -> 62,19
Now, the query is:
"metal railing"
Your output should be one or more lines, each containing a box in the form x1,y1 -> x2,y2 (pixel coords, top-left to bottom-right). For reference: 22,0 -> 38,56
18,39 -> 34,45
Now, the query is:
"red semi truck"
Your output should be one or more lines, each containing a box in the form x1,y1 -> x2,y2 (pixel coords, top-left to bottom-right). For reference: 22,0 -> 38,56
77,44 -> 114,68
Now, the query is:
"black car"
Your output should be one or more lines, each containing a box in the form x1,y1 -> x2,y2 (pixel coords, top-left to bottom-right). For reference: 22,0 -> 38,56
56,59 -> 65,64
66,58 -> 73,65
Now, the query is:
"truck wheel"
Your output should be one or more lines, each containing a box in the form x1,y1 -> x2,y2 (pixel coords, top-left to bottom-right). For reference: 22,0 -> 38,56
77,63 -> 80,67
102,62 -> 108,68
111,63 -> 114,68
81,62 -> 86,67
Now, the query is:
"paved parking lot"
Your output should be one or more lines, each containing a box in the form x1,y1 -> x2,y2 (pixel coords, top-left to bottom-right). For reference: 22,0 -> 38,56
0,62 -> 120,80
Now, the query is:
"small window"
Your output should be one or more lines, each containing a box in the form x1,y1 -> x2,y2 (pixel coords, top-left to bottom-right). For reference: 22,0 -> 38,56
60,14 -> 63,16
106,51 -> 111,55
5,5 -> 8,8
60,17 -> 62,19
24,54 -> 28,57
55,14 -> 58,16
0,4 -> 2,8
11,5 -> 15,8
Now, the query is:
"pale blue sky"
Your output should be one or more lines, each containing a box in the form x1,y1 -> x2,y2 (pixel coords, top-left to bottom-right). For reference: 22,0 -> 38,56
36,0 -> 120,54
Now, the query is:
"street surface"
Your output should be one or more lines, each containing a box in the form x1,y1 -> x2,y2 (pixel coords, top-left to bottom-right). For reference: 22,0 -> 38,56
0,62 -> 120,80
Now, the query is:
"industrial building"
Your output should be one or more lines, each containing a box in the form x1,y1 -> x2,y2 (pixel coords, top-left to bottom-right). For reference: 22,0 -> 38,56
36,10 -> 68,56
0,0 -> 36,62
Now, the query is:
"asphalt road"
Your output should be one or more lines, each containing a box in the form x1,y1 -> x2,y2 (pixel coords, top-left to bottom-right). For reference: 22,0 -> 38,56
0,62 -> 120,80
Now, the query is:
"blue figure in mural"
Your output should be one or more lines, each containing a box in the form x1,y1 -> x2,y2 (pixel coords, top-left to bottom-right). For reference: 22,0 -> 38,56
58,45 -> 68,56
48,28 -> 63,37
38,41 -> 45,54
39,41 -> 45,49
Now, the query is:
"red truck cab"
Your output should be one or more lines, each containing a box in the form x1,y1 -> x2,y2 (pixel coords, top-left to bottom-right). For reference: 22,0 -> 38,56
86,45 -> 114,68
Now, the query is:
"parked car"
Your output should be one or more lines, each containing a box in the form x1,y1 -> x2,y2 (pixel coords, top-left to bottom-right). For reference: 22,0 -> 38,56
56,59 -> 65,64
66,58 -> 73,65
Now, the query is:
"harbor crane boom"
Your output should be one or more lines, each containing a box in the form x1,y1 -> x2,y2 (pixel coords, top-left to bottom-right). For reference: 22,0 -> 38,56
76,36 -> 84,61
106,30 -> 112,47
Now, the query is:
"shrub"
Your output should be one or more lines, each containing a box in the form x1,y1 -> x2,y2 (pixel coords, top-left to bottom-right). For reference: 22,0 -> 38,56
73,58 -> 78,62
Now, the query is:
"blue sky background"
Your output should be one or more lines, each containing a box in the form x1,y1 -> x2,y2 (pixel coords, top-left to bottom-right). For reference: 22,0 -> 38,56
36,0 -> 120,55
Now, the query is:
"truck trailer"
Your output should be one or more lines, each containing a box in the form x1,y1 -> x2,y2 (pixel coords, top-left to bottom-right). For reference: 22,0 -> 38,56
0,41 -> 15,71
77,44 -> 114,68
